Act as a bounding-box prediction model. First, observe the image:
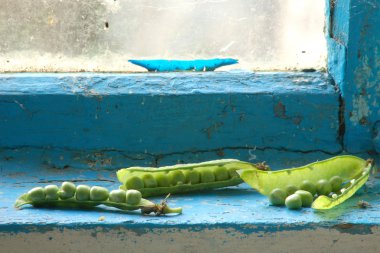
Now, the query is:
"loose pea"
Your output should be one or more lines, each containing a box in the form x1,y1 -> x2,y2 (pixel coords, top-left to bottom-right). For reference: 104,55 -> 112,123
269,188 -> 286,206
28,187 -> 45,202
213,166 -> 229,181
142,174 -> 158,188
285,194 -> 302,210
329,176 -> 343,192
300,180 -> 317,196
168,170 -> 186,186
44,185 -> 59,200
285,185 -> 299,196
295,190 -> 313,207
75,185 -> 91,201
199,169 -> 215,183
126,176 -> 144,190
90,186 -> 109,201
58,182 -> 76,199
183,170 -> 200,184
155,173 -> 171,187
109,189 -> 126,203
125,190 -> 142,205
316,179 -> 332,196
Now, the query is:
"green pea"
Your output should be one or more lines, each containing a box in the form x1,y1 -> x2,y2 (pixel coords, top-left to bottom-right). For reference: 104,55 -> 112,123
213,166 -> 229,181
125,176 -> 144,190
295,190 -> 313,207
168,170 -> 186,186
109,189 -> 126,203
285,184 -> 299,195
75,185 -> 91,201
300,180 -> 317,196
58,182 -> 76,199
329,176 -> 343,192
44,185 -> 59,200
155,173 -> 171,187
316,179 -> 332,196
285,194 -> 302,210
125,190 -> 142,205
28,187 -> 46,202
90,186 -> 109,201
199,169 -> 215,183
16,185 -> 183,216
142,174 -> 158,188
183,170 -> 200,184
227,167 -> 239,178
269,188 -> 286,206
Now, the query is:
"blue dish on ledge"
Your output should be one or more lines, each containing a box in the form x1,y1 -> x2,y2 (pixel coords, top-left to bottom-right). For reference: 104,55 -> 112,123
128,58 -> 238,72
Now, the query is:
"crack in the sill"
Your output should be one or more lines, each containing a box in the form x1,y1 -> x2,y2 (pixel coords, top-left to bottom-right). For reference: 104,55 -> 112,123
0,145 -> 155,161
1,145 -> 344,170
12,179 -> 116,185
1,145 -> 343,157
154,146 -> 342,160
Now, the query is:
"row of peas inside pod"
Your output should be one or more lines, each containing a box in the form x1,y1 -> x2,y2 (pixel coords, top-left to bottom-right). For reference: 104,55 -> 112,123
14,182 -> 182,216
269,175 -> 343,210
116,159 -> 268,198
238,155 -> 374,210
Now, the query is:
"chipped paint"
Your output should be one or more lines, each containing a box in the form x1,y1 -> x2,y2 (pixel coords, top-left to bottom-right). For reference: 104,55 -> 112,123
0,72 -> 341,170
350,94 -> 370,125
328,0 -> 380,153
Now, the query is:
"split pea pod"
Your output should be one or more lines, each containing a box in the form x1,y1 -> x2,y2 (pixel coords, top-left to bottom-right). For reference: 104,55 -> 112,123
117,159 -> 266,197
14,182 -> 182,216
238,155 -> 375,210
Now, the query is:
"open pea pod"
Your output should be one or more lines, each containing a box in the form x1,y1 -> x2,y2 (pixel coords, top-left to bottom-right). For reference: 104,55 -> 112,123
238,155 -> 374,210
117,159 -> 264,197
15,191 -> 182,216
312,159 -> 373,210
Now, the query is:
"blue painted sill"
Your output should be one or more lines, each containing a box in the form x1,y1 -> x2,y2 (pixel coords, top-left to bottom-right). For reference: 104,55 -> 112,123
0,71 -> 341,169
0,71 -> 379,250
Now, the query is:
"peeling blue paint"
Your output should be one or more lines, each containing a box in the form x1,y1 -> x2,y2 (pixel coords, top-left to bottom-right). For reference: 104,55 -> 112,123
327,0 -> 380,153
0,72 -> 340,169
1,163 -> 379,235
0,1 -> 379,247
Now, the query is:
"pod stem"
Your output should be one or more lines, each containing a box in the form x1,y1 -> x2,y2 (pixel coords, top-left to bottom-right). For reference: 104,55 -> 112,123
140,194 -> 182,216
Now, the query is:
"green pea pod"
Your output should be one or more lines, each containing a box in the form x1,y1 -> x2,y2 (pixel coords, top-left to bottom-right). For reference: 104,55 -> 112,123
14,186 -> 182,216
116,159 -> 264,197
238,155 -> 374,210
312,159 -> 373,210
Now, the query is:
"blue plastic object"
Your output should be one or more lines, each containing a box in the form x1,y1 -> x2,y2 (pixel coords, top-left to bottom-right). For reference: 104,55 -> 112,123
128,58 -> 238,72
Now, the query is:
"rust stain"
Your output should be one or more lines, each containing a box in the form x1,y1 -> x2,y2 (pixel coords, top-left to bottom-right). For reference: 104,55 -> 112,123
203,122 -> 224,139
274,102 -> 302,125
216,149 -> 225,157
274,102 -> 287,119
359,116 -> 369,125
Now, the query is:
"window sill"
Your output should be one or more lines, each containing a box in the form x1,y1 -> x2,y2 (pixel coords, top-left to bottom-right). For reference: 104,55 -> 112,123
1,164 -> 379,252
0,71 -> 341,169
1,71 -> 378,252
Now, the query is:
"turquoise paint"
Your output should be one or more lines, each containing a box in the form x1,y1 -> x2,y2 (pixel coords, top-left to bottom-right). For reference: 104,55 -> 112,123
0,72 -> 340,169
1,163 -> 379,234
129,58 -> 238,72
327,0 -> 380,153
0,1 -> 379,249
